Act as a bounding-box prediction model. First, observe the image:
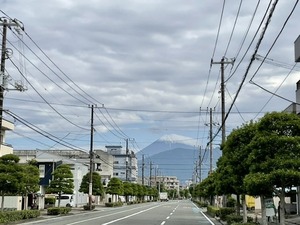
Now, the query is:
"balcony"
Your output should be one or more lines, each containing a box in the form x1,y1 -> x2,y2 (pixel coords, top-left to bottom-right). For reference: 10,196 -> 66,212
2,119 -> 14,131
0,143 -> 13,156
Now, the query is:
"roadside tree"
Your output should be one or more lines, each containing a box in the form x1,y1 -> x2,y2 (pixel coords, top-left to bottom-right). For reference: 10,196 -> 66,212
123,181 -> 133,202
0,154 -> 23,211
79,172 -> 104,198
215,121 -> 257,221
46,164 -> 74,207
19,160 -> 40,210
106,177 -> 123,203
244,112 -> 300,225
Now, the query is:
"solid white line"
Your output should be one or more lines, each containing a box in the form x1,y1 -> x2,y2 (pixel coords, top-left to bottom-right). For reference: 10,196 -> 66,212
101,204 -> 162,225
192,202 -> 216,225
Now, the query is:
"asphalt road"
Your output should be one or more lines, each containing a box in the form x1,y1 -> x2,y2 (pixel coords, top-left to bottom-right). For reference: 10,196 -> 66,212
19,200 -> 216,225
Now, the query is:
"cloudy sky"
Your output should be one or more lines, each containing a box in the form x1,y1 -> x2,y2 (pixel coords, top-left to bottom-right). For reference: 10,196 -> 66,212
1,0 -> 300,153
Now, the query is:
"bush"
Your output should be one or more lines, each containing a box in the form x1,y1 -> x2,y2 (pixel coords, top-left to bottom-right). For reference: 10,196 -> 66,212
232,223 -> 258,225
226,214 -> 253,225
219,207 -> 236,221
45,197 -> 56,205
83,205 -> 96,210
0,210 -> 40,223
207,205 -> 220,217
226,196 -> 236,207
105,202 -> 123,207
47,207 -> 71,215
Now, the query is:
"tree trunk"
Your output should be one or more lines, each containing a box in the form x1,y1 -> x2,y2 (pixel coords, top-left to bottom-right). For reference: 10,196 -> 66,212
242,195 -> 248,223
58,192 -> 61,208
1,191 -> 4,212
260,195 -> 267,225
279,192 -> 286,225
236,194 -> 241,215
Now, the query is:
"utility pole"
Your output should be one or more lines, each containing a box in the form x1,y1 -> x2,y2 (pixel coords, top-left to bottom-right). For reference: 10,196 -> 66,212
209,108 -> 213,173
125,138 -> 129,181
211,57 -> 234,145
88,105 -> 94,210
149,161 -> 152,187
0,18 -> 25,149
142,154 -> 145,185
199,146 -> 202,182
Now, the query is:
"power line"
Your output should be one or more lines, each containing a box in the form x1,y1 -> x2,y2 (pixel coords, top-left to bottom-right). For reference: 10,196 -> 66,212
5,110 -> 87,151
8,57 -> 89,131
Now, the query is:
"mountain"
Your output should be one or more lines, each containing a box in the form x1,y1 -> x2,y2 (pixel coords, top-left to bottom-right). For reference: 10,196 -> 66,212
137,134 -> 222,185
136,134 -> 195,160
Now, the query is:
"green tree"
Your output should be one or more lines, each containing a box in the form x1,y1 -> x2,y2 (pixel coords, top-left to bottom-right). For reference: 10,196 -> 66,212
0,154 -> 23,211
19,163 -> 40,210
244,112 -> 300,225
46,164 -> 74,207
215,121 -> 257,220
195,172 -> 217,205
79,172 -> 104,197
106,177 -> 123,202
123,182 -> 133,202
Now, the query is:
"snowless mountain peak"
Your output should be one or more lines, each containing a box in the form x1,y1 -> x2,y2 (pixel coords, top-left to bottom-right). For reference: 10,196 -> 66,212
158,134 -> 196,147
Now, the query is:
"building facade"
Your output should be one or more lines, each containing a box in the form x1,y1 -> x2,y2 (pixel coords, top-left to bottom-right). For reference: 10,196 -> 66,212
283,80 -> 300,115
106,145 -> 138,182
0,119 -> 14,157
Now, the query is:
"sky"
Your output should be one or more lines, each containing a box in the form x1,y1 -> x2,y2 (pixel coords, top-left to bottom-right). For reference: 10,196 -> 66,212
1,0 -> 300,154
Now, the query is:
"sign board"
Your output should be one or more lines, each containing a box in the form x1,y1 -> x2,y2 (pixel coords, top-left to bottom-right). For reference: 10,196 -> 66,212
295,35 -> 300,62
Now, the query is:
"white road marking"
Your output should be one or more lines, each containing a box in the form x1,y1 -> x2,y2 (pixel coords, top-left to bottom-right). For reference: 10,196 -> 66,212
101,204 -> 162,225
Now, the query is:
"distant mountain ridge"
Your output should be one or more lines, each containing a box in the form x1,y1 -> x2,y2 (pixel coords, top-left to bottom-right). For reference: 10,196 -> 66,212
137,134 -> 221,185
137,134 -> 195,160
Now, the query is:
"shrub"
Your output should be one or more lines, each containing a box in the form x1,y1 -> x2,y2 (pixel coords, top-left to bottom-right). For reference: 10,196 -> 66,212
45,197 -> 56,205
232,223 -> 258,225
226,214 -> 253,225
83,205 -> 96,210
0,210 -> 40,223
226,196 -> 236,207
207,205 -> 220,217
105,202 -> 123,207
219,207 -> 236,221
47,207 -> 71,215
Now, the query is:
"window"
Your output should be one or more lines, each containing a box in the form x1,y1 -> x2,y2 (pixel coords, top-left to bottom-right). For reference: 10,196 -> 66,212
39,165 -> 45,178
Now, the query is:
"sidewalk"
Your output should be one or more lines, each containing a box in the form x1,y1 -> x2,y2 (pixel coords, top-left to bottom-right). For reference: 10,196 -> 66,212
202,208 -> 300,225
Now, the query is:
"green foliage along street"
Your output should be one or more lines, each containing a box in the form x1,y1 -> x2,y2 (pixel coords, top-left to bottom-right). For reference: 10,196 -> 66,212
46,164 -> 74,207
79,172 -> 105,197
191,112 -> 300,225
0,154 -> 40,211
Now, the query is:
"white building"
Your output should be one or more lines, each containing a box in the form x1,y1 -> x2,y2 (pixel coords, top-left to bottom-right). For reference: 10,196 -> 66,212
106,145 -> 138,182
14,150 -> 89,208
0,118 -> 14,157
151,175 -> 180,193
283,80 -> 300,115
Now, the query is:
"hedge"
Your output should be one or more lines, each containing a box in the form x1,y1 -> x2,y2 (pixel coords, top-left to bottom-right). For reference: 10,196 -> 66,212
105,202 -> 123,207
83,205 -> 96,210
47,207 -> 72,215
0,210 -> 40,224
226,214 -> 254,225
219,207 -> 236,221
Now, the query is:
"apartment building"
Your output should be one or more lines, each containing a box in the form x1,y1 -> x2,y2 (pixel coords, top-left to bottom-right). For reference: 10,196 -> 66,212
0,118 -> 14,157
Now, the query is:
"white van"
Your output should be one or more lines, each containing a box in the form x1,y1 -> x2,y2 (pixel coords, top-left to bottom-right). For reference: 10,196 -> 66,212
55,194 -> 74,207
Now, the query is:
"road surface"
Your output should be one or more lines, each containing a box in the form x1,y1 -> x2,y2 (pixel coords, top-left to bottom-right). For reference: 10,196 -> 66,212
20,200 -> 216,225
